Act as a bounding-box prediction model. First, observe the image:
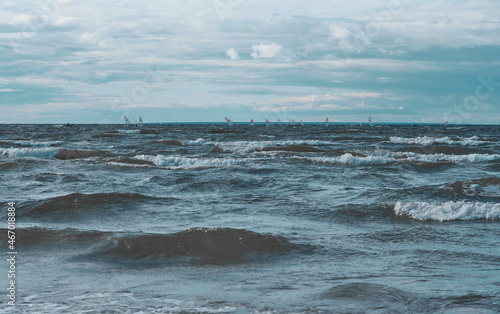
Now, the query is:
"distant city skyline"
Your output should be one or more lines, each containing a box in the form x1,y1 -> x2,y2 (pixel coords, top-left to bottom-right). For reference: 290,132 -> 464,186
1,0 -> 499,124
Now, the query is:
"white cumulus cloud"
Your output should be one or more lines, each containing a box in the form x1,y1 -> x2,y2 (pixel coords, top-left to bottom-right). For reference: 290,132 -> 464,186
250,43 -> 283,59
226,48 -> 239,60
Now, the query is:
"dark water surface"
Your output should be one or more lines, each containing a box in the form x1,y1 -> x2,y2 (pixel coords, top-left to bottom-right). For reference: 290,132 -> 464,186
1,123 -> 499,313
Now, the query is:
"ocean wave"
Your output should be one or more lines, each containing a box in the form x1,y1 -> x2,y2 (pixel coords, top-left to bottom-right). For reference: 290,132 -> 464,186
395,145 -> 490,155
436,177 -> 500,200
183,138 -> 205,146
296,153 -> 396,165
0,139 -> 63,147
22,192 -> 169,218
389,136 -> 489,146
152,139 -> 184,146
215,140 -> 333,153
297,152 -> 500,166
153,138 -> 205,146
258,145 -> 324,153
118,129 -> 141,134
0,228 -> 108,246
1,147 -> 59,158
393,201 -> 500,221
94,227 -> 295,262
55,149 -> 105,160
6,227 -> 299,263
134,154 -> 248,169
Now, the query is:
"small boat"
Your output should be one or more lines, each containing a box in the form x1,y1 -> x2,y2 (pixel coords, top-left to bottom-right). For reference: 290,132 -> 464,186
124,116 -> 131,125
224,117 -> 233,126
265,119 -> 270,127
250,119 -> 254,126
325,117 -> 329,126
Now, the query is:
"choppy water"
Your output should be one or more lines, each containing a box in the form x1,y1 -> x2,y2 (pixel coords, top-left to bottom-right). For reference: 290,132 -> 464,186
1,123 -> 499,313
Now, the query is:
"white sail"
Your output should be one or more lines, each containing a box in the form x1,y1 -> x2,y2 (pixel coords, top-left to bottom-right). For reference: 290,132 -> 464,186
124,116 -> 130,125
300,120 -> 304,126
224,117 -> 233,126
139,116 -> 143,126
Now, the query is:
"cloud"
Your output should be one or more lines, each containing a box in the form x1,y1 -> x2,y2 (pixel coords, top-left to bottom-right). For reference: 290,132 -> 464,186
250,43 -> 283,59
226,48 -> 239,60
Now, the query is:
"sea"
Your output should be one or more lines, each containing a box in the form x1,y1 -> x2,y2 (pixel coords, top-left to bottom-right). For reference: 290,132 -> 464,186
0,123 -> 499,313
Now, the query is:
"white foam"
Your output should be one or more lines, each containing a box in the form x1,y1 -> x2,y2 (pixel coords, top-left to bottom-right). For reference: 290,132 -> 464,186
134,154 -> 248,169
389,136 -> 489,146
409,153 -> 500,163
2,140 -> 63,147
118,129 -> 141,134
393,201 -> 500,221
298,154 -> 395,165
106,161 -> 153,168
214,140 -> 333,153
1,147 -> 60,158
298,152 -> 500,166
183,138 -> 205,146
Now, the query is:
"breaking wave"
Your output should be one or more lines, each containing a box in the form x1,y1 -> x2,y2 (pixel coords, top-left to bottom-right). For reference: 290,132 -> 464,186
257,145 -> 324,153
393,201 -> 500,221
1,147 -> 59,158
297,152 -> 500,166
0,139 -> 63,147
118,129 -> 141,134
389,136 -> 490,146
134,154 -> 249,169
1,148 -> 105,160
215,140 -> 333,153
183,138 -> 205,146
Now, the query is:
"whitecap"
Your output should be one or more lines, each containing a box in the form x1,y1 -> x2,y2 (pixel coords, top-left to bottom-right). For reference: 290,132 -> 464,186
393,201 -> 500,221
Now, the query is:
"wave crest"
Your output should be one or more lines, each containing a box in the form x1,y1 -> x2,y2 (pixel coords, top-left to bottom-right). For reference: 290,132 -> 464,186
96,227 -> 295,262
393,201 -> 500,221
1,147 -> 59,158
134,155 -> 247,169
389,136 -> 490,146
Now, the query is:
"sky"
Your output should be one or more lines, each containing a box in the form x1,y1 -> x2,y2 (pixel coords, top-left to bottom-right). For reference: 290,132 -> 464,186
1,0 -> 499,124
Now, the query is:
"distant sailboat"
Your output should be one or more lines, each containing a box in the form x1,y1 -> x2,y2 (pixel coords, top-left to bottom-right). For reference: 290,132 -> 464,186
224,117 -> 233,126
278,119 -> 282,126
325,117 -> 329,126
290,120 -> 295,125
443,121 -> 449,126
265,119 -> 270,127
138,116 -> 144,127
250,119 -> 254,126
369,116 -> 373,126
124,116 -> 131,125
300,120 -> 304,126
